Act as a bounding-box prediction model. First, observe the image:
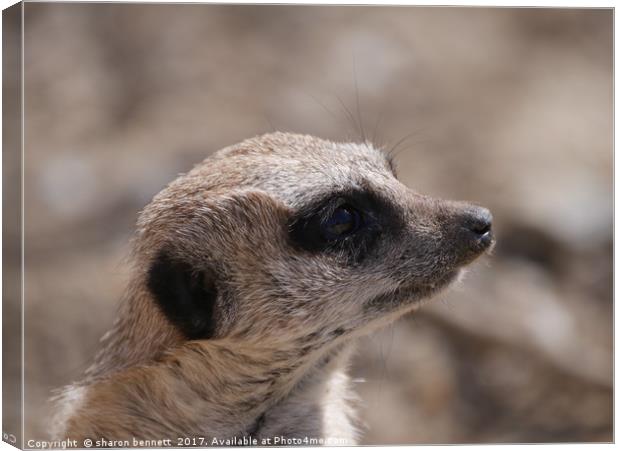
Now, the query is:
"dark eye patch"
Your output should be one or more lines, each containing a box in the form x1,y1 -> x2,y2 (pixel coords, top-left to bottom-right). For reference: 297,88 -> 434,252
288,188 -> 403,263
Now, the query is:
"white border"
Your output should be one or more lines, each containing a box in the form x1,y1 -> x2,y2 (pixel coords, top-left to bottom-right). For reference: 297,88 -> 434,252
0,2 -> 615,451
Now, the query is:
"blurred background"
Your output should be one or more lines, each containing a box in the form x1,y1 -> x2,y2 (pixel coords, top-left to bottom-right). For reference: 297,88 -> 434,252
4,4 -> 612,444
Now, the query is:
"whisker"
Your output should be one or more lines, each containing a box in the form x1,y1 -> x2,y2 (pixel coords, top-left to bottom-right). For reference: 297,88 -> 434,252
371,105 -> 388,151
353,57 -> 367,144
335,93 -> 363,143
305,91 -> 351,137
263,114 -> 277,133
387,130 -> 421,157
386,129 -> 430,163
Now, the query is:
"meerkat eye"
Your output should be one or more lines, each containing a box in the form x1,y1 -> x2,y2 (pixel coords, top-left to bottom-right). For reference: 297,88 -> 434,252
322,205 -> 362,240
288,190 -> 391,260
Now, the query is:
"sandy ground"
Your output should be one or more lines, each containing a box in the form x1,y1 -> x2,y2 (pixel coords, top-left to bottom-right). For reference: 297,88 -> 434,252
3,4 -> 612,444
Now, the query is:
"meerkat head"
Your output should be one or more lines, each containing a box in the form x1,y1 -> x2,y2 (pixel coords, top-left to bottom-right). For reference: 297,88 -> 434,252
134,132 -> 493,350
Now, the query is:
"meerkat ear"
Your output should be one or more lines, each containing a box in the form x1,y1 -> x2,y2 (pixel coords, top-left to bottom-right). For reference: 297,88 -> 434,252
146,250 -> 218,340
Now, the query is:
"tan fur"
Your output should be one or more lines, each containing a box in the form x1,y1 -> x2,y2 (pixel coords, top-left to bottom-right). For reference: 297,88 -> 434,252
52,132 -> 493,445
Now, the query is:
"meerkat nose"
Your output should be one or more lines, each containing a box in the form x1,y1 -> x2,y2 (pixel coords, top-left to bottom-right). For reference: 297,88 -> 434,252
462,206 -> 493,247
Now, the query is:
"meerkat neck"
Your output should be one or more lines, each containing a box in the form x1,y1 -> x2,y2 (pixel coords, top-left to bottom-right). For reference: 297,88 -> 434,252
167,340 -> 358,441
64,339 -> 358,442
255,343 -> 359,443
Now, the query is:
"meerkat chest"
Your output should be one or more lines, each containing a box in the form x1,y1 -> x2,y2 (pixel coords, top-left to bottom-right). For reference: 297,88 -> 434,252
254,355 -> 359,445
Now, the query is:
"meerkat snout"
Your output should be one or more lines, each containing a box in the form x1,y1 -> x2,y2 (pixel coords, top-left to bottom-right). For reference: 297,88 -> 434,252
458,204 -> 493,242
54,132 -> 494,444
444,203 -> 494,262
465,206 -> 493,238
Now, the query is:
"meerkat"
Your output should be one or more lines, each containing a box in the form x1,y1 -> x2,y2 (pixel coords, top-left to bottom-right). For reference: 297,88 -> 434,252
52,132 -> 494,446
